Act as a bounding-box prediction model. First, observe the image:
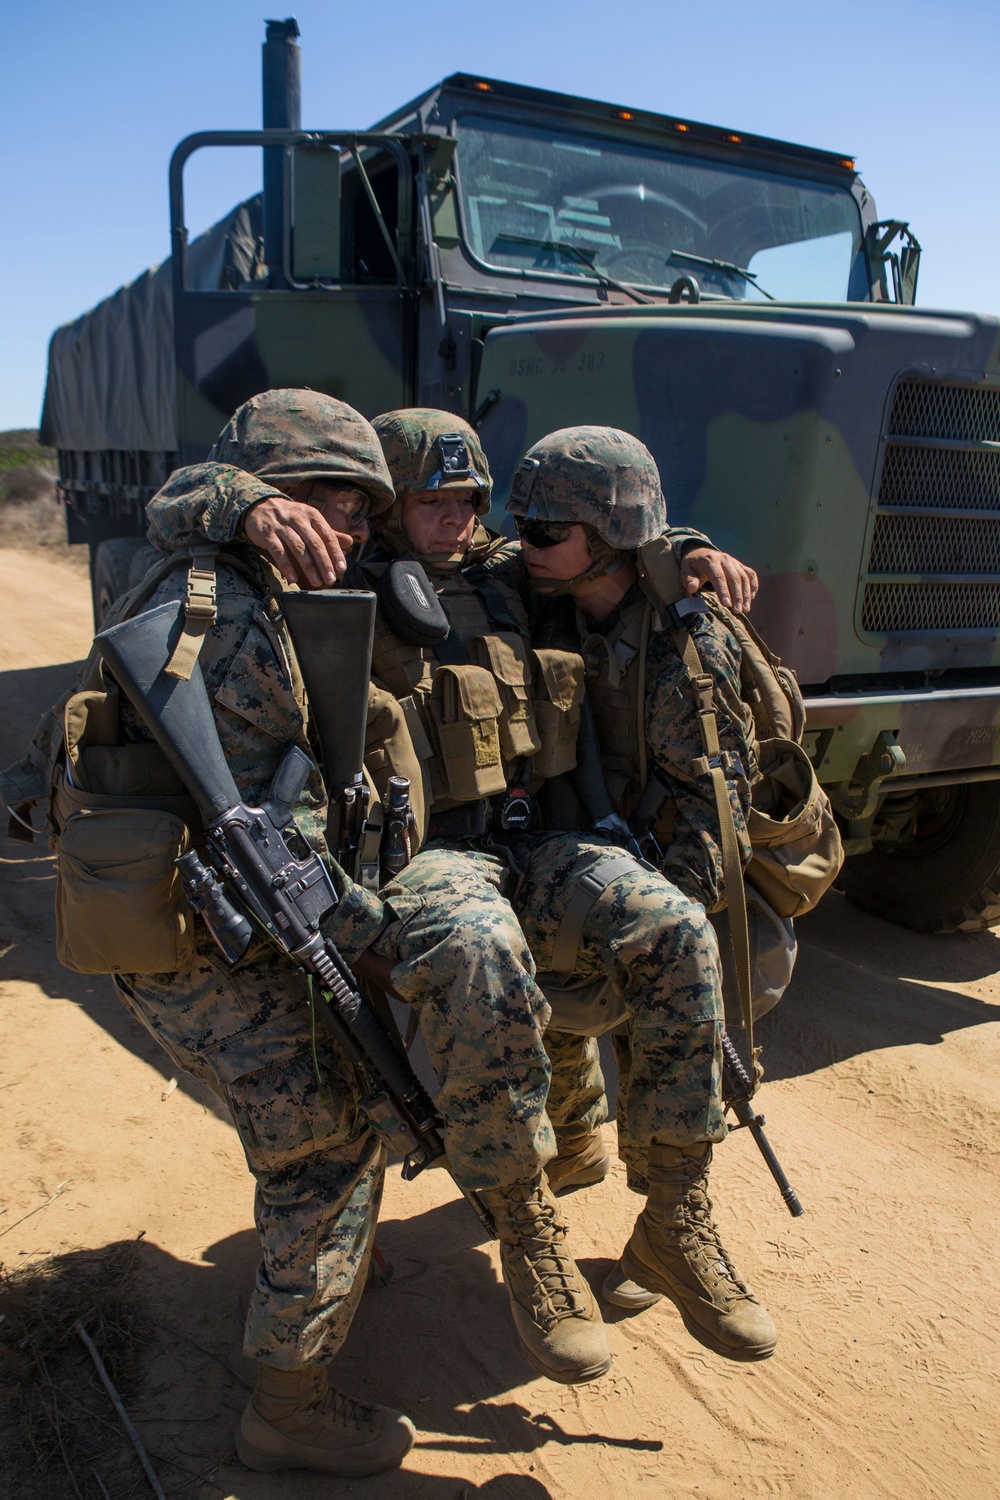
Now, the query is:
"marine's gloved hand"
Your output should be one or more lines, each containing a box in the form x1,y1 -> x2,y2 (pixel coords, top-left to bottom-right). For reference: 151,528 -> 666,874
243,495 -> 354,588
680,544 -> 759,614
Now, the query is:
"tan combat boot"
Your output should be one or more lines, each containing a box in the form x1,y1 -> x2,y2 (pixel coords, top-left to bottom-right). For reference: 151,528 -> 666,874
545,1130 -> 612,1196
619,1142 -> 777,1361
486,1175 -> 613,1384
236,1363 -> 416,1477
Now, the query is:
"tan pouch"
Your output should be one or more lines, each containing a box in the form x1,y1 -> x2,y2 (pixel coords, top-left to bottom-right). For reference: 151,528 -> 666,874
532,648 -> 585,778
746,737 -> 844,918
471,632 -> 542,760
55,798 -> 196,975
430,664 -> 507,801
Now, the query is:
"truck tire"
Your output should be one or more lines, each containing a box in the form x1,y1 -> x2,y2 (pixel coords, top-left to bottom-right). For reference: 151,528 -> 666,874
841,781 -> 1000,934
91,538 -> 146,626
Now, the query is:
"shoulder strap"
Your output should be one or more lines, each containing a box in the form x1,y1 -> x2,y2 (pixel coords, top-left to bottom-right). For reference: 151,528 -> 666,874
164,545 -> 219,681
671,622 -> 761,1092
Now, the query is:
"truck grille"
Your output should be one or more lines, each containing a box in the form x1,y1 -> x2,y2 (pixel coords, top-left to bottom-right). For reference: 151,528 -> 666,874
860,380 -> 1000,634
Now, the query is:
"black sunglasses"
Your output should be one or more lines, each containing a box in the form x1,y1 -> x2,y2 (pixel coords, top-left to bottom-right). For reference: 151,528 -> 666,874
514,516 -> 573,549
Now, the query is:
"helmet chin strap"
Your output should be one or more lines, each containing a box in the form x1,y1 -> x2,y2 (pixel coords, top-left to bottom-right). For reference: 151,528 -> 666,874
529,539 -> 626,597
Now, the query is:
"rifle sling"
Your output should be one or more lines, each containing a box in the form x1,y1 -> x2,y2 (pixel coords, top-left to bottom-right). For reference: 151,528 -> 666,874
670,624 -> 761,1092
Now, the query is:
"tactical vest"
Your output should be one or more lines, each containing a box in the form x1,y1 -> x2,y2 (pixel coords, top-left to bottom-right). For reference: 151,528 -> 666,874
360,547 -> 583,817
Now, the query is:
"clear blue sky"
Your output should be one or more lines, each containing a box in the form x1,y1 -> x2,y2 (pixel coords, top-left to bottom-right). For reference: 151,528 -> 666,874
2,0 -> 997,431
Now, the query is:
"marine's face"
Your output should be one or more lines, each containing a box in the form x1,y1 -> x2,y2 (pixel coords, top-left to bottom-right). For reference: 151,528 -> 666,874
519,521 -> 594,583
285,479 -> 371,548
400,485 -> 478,559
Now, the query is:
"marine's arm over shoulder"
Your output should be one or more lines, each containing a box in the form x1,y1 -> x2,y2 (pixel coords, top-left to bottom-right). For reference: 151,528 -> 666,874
145,463 -> 285,553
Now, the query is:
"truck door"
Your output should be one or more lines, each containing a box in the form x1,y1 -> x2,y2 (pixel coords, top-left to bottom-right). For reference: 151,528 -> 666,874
169,131 -> 418,463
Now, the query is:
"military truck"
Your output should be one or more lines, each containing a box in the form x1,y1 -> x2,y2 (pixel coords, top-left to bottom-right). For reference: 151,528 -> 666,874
40,19 -> 1000,935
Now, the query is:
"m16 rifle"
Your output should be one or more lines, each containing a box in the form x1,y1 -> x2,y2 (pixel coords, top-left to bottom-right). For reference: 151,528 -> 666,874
95,590 -> 495,1238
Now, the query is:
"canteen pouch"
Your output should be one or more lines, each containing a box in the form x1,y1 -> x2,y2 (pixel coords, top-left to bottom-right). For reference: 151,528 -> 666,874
430,664 -> 507,801
531,648 -> 585,778
470,632 -> 542,760
746,737 -> 844,918
53,677 -> 198,975
54,784 -> 196,975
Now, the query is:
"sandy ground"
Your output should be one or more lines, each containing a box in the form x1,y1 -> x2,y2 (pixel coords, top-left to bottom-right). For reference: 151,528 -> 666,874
1,546 -> 998,1500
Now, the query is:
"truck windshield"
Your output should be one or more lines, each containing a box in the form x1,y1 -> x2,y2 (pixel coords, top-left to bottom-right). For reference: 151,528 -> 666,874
455,114 -> 868,301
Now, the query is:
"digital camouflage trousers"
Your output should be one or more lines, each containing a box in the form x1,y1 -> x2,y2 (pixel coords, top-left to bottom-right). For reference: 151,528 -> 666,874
118,942 -> 382,1370
373,833 -> 726,1198
517,834 -> 728,1194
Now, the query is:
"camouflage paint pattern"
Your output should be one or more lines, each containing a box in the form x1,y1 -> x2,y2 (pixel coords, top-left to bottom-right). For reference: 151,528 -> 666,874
476,304 -> 1000,799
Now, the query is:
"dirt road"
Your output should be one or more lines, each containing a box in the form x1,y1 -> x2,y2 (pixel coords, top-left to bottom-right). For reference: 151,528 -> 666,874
1,547 -> 998,1499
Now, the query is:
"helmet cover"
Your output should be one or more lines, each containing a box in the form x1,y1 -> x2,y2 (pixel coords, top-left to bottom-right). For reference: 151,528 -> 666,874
210,388 -> 395,514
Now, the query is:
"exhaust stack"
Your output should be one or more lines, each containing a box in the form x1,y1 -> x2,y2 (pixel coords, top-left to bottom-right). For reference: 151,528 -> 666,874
262,17 -> 302,287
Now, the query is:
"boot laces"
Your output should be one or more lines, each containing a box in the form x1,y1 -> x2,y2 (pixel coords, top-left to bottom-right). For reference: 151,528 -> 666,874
324,1388 -> 379,1434
681,1186 -> 752,1301
502,1185 -> 590,1326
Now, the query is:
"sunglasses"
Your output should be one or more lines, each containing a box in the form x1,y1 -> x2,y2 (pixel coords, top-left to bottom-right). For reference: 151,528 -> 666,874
514,516 -> 573,549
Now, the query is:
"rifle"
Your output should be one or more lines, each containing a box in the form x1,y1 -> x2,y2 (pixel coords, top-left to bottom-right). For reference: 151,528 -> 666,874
96,592 -> 495,1239
568,690 -> 803,1217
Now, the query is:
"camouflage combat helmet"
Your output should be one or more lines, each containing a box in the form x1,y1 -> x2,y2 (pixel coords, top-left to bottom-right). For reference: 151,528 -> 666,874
209,389 -> 395,514
505,425 -> 666,592
371,409 -> 492,563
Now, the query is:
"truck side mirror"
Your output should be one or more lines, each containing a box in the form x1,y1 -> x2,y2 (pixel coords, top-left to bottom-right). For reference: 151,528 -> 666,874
899,240 -> 920,306
290,145 -> 341,282
868,219 -> 921,306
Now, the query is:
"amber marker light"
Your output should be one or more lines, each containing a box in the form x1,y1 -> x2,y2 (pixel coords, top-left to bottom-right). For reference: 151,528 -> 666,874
725,133 -> 742,144
472,80 -> 492,92
841,157 -> 856,170
615,109 -> 635,121
674,122 -> 689,132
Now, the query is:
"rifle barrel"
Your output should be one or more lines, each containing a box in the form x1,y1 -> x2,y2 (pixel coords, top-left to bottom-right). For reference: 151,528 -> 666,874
722,1032 -> 803,1217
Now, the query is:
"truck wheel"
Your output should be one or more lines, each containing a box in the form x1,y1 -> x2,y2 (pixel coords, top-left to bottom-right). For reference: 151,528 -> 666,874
91,538 -> 146,626
841,781 -> 1000,934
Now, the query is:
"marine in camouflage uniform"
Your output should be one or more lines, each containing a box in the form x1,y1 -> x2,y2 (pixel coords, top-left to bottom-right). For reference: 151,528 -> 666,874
120,390 -> 419,1476
505,426 -> 777,1359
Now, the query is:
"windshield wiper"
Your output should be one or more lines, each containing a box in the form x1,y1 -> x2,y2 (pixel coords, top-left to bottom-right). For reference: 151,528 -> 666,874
666,249 -> 775,301
495,234 -> 652,305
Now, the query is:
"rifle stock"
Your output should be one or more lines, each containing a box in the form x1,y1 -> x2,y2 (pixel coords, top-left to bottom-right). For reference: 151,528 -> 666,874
96,601 -> 239,821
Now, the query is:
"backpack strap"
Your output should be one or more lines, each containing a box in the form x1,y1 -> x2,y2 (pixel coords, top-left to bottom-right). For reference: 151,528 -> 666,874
671,622 -> 761,1092
164,545 -> 219,681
